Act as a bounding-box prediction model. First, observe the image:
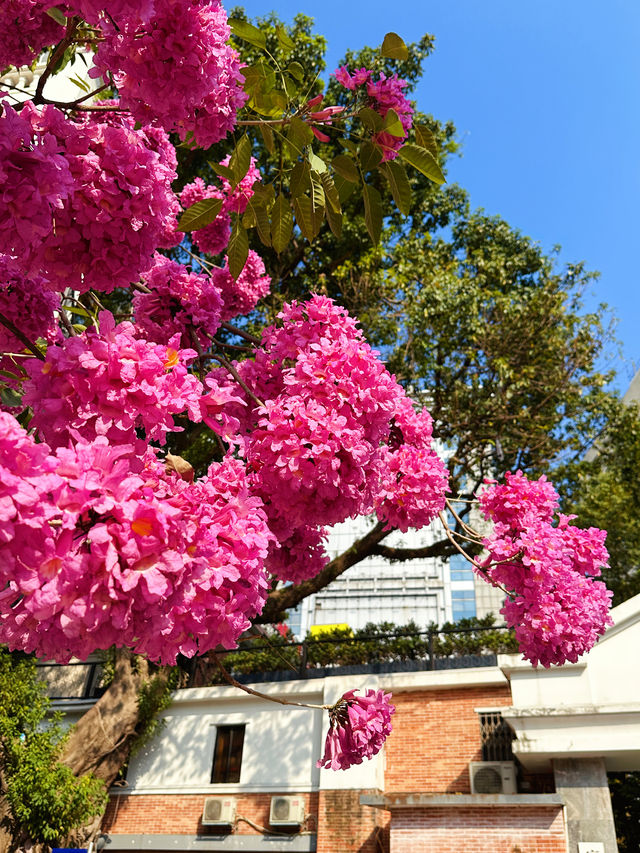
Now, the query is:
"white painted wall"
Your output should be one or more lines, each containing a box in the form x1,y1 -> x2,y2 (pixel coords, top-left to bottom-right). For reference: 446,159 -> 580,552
499,594 -> 640,772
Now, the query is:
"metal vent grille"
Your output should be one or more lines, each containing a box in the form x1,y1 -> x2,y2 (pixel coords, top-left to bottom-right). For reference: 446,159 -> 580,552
272,797 -> 291,821
479,712 -> 514,761
203,799 -> 222,822
473,765 -> 503,793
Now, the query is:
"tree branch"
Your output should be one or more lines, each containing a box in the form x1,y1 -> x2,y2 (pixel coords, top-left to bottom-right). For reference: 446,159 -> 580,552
371,538 -> 457,563
257,521 -> 390,623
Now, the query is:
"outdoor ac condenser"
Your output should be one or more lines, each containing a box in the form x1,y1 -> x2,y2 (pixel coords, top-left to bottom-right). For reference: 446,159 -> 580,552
269,795 -> 306,826
202,796 -> 237,826
469,761 -> 517,794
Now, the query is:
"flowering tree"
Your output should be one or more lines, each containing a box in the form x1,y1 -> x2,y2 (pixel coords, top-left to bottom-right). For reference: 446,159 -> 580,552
0,1 -> 615,844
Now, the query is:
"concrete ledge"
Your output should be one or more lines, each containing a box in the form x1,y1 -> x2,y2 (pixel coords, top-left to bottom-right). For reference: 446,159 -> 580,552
360,793 -> 564,809
106,834 -> 316,852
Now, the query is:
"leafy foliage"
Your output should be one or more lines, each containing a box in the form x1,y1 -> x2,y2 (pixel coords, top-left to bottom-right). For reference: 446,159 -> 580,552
0,649 -> 107,845
213,616 -> 518,680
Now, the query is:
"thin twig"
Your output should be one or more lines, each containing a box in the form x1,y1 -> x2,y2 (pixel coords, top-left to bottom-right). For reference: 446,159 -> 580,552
211,353 -> 264,408
0,313 -> 45,360
188,326 -> 208,384
34,18 -> 80,103
214,655 -> 328,710
220,321 -> 261,345
209,336 -> 252,353
58,307 -> 77,337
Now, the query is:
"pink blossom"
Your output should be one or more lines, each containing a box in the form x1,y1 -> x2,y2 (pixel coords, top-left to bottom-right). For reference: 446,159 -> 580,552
0,101 -> 73,263
0,255 -> 60,352
318,689 -> 395,771
133,253 -> 223,347
212,250 -> 271,320
0,1 -> 63,70
17,102 -> 179,292
91,0 -> 247,148
479,472 -> 613,667
334,66 -> 414,160
374,399 -> 449,531
0,435 -> 272,664
64,0 -> 156,25
23,311 -> 203,450
265,521 -> 328,584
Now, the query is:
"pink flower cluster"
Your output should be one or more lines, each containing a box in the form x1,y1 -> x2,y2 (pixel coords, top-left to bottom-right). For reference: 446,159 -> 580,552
318,689 -> 395,771
0,414 -> 272,663
264,519 -> 328,585
65,0 -> 156,25
479,471 -> 613,667
91,0 -> 246,148
0,0 -> 63,70
210,295 -> 447,583
0,254 -> 60,352
12,102 -> 179,292
374,398 -> 449,532
334,66 -> 414,160
240,296 -> 402,532
179,158 -> 262,256
23,312 -> 203,450
0,101 -> 74,264
212,250 -> 271,320
133,254 -> 223,347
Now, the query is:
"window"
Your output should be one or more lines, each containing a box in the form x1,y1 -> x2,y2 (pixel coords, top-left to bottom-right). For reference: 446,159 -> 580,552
211,724 -> 245,783
478,712 -> 514,761
451,588 -> 476,620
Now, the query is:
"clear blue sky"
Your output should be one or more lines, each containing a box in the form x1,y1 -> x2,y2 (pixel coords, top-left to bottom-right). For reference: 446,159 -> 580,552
239,0 -> 640,391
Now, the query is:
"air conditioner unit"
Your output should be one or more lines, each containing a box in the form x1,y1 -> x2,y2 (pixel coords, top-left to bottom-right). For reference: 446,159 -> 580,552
269,795 -> 306,826
469,761 -> 517,794
202,796 -> 237,826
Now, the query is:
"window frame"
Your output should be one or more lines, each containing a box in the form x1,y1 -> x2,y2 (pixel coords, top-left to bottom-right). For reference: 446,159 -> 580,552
210,723 -> 246,784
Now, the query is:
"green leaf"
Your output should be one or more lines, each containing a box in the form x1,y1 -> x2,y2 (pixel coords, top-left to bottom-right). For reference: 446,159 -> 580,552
380,160 -> 412,215
245,197 -> 271,247
381,32 -> 409,61
208,160 -> 235,181
382,108 -> 405,138
1,387 -> 23,407
362,183 -> 383,244
46,6 -> 67,25
271,194 -> 293,254
308,152 -> 327,174
69,74 -> 89,93
287,61 -> 304,82
177,198 -> 223,232
229,19 -> 267,49
320,171 -> 341,213
250,88 -> 287,117
414,124 -> 439,160
332,154 -> 360,183
294,194 -> 323,241
228,219 -> 249,281
242,62 -> 276,98
228,134 -> 252,186
333,173 -> 356,204
259,123 -> 275,155
310,171 -> 326,219
276,24 -> 295,53
325,202 -> 343,239
359,141 -> 383,173
287,116 -> 314,150
398,144 -> 446,184
359,107 -> 384,132
290,159 -> 311,197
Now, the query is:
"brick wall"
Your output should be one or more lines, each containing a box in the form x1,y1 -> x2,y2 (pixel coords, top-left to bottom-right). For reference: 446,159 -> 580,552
385,685 -> 512,793
317,790 -> 390,853
103,791 -> 318,836
390,806 -> 567,853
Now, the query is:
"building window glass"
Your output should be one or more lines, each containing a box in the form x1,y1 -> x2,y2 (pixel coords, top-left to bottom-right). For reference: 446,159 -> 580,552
211,724 -> 245,783
451,588 -> 476,620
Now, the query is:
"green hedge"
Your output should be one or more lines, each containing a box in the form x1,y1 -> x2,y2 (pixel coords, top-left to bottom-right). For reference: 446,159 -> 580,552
214,615 -> 518,681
